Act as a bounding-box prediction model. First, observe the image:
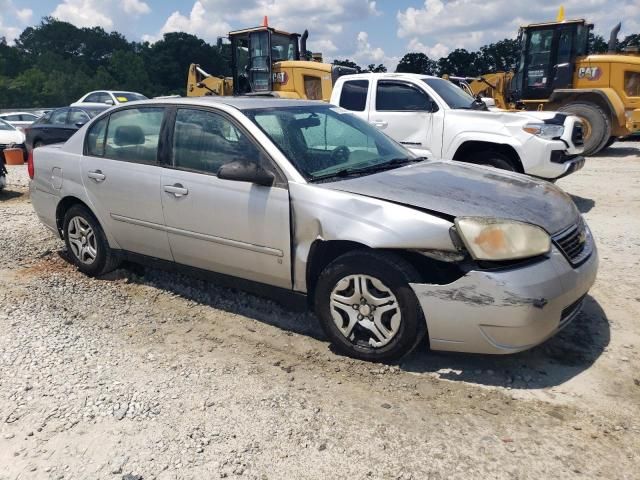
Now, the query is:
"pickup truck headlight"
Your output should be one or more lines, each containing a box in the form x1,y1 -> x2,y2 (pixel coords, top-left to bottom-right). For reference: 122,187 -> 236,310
522,123 -> 564,140
455,217 -> 550,261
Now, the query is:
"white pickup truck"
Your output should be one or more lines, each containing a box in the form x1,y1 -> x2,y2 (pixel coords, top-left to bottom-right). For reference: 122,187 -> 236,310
329,73 -> 585,180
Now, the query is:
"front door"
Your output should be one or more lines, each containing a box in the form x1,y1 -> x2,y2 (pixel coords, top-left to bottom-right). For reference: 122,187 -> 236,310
369,79 -> 436,155
160,107 -> 292,289
80,106 -> 173,260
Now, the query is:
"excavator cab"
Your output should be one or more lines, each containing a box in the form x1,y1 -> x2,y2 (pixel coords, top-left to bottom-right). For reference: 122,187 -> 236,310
513,20 -> 592,100
229,26 -> 301,95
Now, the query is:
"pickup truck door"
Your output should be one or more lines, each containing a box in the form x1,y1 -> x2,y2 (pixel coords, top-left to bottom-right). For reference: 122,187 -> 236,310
368,79 -> 440,156
160,107 -> 292,289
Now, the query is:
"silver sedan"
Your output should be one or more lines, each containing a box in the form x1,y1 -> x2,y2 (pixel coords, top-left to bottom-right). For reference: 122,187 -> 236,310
29,97 -> 598,361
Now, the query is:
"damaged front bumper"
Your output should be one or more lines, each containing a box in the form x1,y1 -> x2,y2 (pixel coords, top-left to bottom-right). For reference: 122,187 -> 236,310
410,245 -> 598,354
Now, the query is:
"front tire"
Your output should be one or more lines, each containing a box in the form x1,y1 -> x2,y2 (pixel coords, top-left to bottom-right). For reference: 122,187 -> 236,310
314,250 -> 426,362
465,150 -> 517,172
63,204 -> 118,276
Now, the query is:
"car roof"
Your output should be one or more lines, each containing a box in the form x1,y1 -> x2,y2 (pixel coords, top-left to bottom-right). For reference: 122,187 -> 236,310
129,96 -> 327,111
0,111 -> 38,116
339,72 -> 438,81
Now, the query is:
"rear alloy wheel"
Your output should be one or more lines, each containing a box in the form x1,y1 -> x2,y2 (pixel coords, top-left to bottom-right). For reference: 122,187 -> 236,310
315,250 -> 426,362
63,204 -> 119,276
559,102 -> 611,156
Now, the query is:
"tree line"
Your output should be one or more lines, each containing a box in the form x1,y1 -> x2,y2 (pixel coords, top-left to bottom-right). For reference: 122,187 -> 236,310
336,33 -> 640,77
0,18 -> 638,108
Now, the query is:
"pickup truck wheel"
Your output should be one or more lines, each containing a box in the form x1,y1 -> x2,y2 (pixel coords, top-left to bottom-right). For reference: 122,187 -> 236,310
467,151 -> 516,172
314,250 -> 426,362
63,205 -> 119,277
558,102 -> 611,156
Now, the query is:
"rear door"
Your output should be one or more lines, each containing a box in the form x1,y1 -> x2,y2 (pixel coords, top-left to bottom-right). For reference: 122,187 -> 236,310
160,106 -> 292,288
336,78 -> 370,122
80,106 -> 173,260
369,79 -> 438,154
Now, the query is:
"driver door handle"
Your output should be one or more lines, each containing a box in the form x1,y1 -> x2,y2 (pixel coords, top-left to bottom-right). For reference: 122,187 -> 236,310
370,120 -> 388,129
164,183 -> 189,197
87,170 -> 106,182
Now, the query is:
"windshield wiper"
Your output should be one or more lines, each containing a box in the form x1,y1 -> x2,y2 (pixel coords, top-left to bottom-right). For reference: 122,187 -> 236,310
311,157 -> 423,182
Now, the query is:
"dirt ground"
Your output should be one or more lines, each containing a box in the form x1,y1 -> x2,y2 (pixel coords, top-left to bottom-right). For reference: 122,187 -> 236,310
1,143 -> 639,480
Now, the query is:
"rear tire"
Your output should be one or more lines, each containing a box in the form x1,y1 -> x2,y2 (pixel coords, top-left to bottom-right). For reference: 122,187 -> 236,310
314,250 -> 426,362
559,102 -> 611,156
63,204 -> 119,276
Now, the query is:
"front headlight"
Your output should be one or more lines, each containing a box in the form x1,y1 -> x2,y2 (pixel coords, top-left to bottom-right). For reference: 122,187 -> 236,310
455,217 -> 550,261
522,123 -> 564,140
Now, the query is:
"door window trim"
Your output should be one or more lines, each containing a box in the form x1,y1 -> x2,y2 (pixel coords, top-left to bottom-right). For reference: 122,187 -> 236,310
164,105 -> 288,188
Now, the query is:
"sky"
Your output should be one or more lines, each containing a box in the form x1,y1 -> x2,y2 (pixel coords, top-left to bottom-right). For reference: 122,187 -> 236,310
1,0 -> 638,69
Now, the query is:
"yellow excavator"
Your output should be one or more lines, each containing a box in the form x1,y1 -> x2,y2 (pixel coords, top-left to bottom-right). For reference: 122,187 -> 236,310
187,19 -> 355,101
462,11 -> 640,155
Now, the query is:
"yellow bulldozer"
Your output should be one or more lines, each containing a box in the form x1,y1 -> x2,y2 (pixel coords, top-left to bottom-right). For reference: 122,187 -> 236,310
463,17 -> 640,155
187,20 -> 355,101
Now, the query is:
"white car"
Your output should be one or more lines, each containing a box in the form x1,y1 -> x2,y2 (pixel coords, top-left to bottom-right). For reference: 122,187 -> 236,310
0,118 -> 26,148
0,112 -> 41,131
71,90 -> 148,108
330,73 -> 585,180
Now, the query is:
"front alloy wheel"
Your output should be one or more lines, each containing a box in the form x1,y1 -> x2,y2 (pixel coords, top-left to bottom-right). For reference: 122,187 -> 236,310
330,274 -> 401,348
315,250 -> 426,362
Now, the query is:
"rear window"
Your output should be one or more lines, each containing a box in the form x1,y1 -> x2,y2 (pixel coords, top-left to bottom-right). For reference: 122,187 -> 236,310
113,92 -> 148,102
339,80 -> 368,111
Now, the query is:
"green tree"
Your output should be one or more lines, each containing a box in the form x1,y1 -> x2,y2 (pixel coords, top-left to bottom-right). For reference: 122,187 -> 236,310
437,49 -> 481,77
366,63 -> 387,73
395,53 -> 437,74
588,33 -> 608,53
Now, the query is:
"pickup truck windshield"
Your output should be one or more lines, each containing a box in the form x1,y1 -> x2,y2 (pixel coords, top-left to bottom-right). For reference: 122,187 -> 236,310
245,105 -> 418,181
422,77 -> 477,109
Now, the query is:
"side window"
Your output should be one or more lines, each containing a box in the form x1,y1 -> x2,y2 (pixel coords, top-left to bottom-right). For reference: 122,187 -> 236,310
50,109 -> 69,125
173,108 -> 261,175
624,72 -> 640,97
339,80 -> 369,111
376,81 -> 431,111
86,116 -> 109,157
6,114 -> 20,121
104,107 -> 164,164
84,93 -> 102,103
69,109 -> 90,125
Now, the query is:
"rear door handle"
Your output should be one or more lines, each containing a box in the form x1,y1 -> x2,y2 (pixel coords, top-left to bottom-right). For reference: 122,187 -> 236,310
164,183 -> 189,197
87,170 -> 106,182
370,120 -> 388,129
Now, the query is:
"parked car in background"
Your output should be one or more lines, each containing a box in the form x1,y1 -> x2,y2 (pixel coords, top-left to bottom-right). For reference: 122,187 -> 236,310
0,117 -> 26,156
29,97 -> 597,362
71,90 -> 148,107
25,105 -> 110,152
0,111 -> 41,131
330,73 -> 585,181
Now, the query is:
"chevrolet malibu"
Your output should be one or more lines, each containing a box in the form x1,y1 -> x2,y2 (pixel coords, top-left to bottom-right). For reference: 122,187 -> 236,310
29,97 -> 598,362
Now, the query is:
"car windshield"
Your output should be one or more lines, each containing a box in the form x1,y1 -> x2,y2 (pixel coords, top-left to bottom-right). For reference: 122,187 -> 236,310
422,77 -> 479,109
0,119 -> 16,131
244,105 -> 420,182
113,92 -> 148,102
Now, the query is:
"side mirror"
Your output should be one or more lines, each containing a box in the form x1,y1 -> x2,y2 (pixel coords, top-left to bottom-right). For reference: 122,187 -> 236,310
104,99 -> 115,106
75,121 -> 87,128
218,160 -> 275,186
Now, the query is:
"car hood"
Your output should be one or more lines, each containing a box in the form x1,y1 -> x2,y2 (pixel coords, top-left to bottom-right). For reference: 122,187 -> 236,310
446,108 -> 569,126
321,160 -> 580,235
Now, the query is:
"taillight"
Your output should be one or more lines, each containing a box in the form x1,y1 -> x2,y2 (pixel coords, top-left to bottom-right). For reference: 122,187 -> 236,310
27,149 -> 34,179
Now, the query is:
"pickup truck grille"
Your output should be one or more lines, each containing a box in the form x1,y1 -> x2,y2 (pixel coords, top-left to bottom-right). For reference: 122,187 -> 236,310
552,219 -> 592,266
572,122 -> 584,147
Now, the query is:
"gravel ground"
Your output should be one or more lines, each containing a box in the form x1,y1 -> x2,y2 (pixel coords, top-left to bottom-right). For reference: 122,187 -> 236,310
1,144 -> 639,479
